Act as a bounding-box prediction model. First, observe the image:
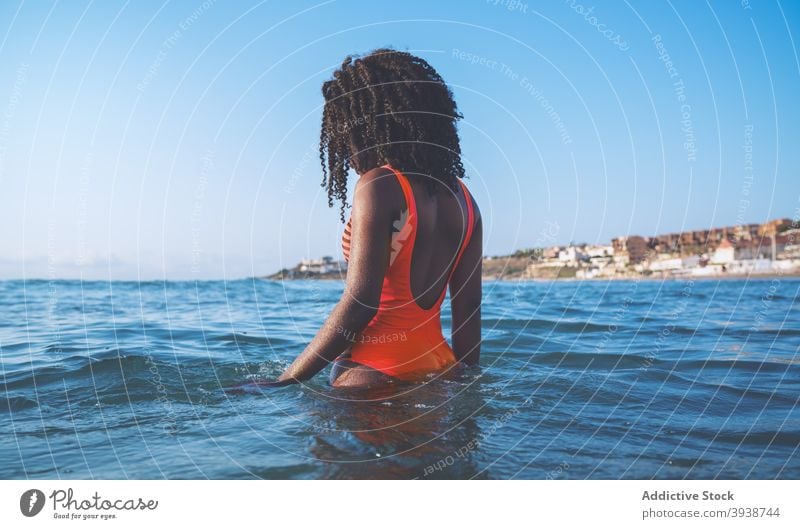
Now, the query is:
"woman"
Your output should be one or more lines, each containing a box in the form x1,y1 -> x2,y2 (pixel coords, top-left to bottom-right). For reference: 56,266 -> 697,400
275,49 -> 482,388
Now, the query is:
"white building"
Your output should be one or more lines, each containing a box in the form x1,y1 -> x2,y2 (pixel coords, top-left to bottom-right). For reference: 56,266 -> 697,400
649,257 -> 683,272
585,245 -> 614,258
299,256 -> 345,274
613,254 -> 630,269
558,246 -> 587,266
711,239 -> 735,264
682,255 -> 700,268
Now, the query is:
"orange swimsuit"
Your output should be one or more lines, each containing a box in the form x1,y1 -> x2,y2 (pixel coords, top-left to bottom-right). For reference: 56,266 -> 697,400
340,164 -> 475,381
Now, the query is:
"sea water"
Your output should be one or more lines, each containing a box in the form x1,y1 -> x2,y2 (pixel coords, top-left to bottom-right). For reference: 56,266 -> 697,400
1,278 -> 798,479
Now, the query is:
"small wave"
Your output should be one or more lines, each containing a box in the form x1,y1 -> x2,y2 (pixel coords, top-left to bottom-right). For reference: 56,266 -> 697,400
675,358 -> 800,373
692,428 -> 800,448
634,369 -> 800,407
634,322 -> 700,335
0,395 -> 38,413
0,350 -> 220,391
1,354 -> 154,389
209,332 -> 292,345
483,317 -> 615,333
533,351 -> 652,370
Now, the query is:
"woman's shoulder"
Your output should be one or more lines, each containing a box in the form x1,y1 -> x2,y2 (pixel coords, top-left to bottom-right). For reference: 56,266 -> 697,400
459,178 -> 481,227
355,165 -> 396,187
352,166 -> 403,209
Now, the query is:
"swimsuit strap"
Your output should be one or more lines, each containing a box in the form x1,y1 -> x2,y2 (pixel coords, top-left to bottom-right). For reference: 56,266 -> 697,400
342,165 -> 415,264
382,164 -> 417,221
435,178 -> 475,306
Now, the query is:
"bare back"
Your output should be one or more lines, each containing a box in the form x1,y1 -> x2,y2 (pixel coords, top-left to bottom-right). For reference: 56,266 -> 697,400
406,178 -> 476,310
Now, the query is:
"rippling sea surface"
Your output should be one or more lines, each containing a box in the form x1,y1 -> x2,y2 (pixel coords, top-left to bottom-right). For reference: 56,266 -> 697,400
1,278 -> 798,479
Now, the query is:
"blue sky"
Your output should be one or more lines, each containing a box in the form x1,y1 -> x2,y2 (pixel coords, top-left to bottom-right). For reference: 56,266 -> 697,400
0,0 -> 798,279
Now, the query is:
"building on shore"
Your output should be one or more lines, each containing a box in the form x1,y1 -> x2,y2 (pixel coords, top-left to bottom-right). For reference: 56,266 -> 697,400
638,218 -> 797,278
269,218 -> 799,281
710,238 -> 735,265
298,256 -> 347,274
612,235 -> 648,264
521,217 -> 799,280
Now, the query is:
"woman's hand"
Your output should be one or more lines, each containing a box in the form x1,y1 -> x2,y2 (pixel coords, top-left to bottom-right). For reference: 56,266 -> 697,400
225,378 -> 297,395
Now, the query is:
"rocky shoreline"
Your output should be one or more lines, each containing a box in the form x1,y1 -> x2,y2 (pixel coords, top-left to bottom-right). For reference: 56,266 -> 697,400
261,254 -> 798,282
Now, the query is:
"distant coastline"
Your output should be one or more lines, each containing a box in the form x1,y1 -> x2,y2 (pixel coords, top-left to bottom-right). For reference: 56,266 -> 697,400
263,216 -> 800,282
259,266 -> 800,283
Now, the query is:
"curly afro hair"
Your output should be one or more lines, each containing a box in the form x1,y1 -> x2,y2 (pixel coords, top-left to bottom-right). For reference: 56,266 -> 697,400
319,48 -> 466,222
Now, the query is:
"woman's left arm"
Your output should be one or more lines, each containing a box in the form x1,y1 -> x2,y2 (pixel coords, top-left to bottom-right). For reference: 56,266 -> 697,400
275,168 -> 395,383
